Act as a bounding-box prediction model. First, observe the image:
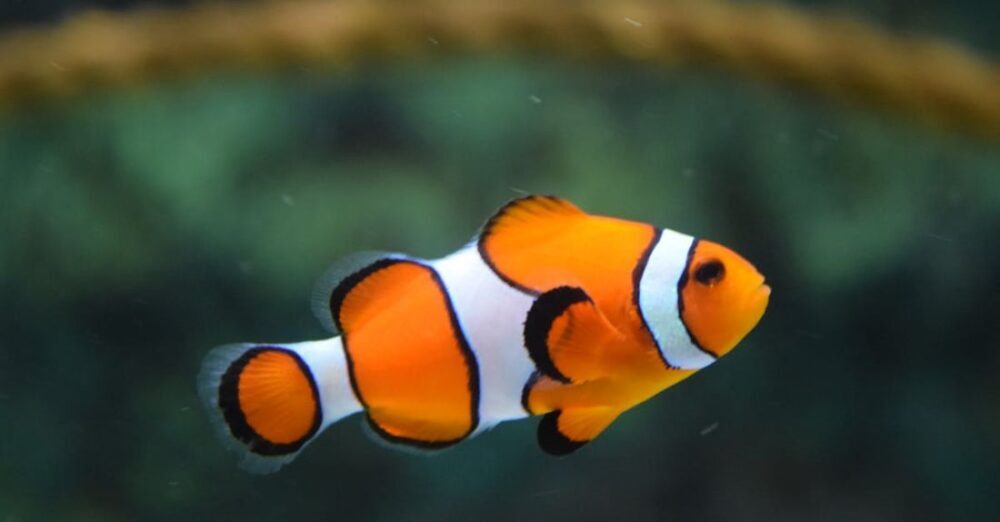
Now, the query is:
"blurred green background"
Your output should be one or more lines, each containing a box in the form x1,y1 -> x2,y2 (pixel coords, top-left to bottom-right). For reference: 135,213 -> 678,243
1,1 -> 999,521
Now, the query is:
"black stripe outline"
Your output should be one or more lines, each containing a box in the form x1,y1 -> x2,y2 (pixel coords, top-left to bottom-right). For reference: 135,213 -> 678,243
537,410 -> 587,456
677,239 -> 721,360
329,257 -> 481,449
523,286 -> 591,384
218,346 -> 322,456
520,371 -> 541,415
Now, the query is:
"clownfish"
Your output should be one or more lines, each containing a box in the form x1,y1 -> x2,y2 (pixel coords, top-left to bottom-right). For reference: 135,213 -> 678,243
198,195 -> 770,472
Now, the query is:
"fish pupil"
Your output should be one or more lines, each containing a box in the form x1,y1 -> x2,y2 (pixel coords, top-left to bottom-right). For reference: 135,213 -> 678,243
694,259 -> 725,286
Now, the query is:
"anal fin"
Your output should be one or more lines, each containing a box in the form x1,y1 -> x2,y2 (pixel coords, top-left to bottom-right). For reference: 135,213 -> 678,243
363,408 -> 474,452
524,286 -> 625,383
537,407 -> 621,456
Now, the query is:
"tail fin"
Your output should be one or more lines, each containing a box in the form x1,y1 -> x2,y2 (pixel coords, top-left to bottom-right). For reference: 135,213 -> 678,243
197,337 -> 360,473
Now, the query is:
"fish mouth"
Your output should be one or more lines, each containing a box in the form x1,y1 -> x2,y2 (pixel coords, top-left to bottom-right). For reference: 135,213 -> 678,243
745,281 -> 771,316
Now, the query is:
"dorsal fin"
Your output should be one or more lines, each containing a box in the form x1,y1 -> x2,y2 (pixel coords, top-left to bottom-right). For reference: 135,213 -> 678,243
537,407 -> 621,456
311,251 -> 407,333
478,195 -> 588,295
523,286 -> 626,383
477,195 -> 658,335
480,195 -> 585,237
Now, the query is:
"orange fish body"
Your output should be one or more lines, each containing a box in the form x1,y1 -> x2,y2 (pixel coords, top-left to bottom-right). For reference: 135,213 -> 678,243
198,195 -> 770,471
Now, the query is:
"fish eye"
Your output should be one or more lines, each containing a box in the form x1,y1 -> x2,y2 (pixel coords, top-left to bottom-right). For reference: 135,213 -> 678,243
694,259 -> 725,286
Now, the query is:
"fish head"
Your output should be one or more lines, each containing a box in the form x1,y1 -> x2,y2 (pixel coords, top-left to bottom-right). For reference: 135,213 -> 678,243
679,239 -> 770,358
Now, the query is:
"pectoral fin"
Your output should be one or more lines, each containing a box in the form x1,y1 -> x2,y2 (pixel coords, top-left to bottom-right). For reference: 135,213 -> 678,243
524,286 -> 626,383
537,407 -> 622,455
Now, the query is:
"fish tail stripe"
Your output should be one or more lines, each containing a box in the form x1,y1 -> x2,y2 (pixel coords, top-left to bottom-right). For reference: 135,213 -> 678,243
217,347 -> 322,456
523,286 -> 590,384
199,339 -> 358,473
331,258 -> 480,447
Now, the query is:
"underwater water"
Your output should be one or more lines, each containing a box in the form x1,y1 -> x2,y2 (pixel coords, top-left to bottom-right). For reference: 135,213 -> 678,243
1,2 -> 999,521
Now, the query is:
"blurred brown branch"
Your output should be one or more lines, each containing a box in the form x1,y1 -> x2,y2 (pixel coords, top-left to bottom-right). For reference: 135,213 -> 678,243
1,0 -> 998,138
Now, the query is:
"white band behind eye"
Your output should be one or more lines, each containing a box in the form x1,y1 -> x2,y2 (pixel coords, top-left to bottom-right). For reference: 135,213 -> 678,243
637,229 -> 716,370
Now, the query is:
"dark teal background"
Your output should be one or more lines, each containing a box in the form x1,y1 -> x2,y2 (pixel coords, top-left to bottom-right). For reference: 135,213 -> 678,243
1,2 -> 998,521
